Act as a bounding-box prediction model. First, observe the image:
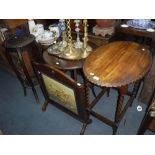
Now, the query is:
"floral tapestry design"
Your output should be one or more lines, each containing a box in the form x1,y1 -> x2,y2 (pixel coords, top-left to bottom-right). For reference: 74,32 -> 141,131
42,74 -> 78,114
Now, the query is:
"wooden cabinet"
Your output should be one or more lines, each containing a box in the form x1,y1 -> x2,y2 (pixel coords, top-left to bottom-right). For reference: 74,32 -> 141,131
4,19 -> 28,29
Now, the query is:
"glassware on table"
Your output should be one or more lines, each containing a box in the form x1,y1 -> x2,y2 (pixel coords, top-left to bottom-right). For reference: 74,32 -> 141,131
58,19 -> 68,52
74,19 -> 83,49
48,24 -> 60,53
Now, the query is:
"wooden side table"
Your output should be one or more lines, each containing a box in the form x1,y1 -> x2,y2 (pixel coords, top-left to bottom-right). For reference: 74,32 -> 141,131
5,34 -> 40,103
43,50 -> 84,81
42,36 -> 108,80
42,38 -> 107,98
115,22 -> 155,104
83,41 -> 152,134
115,22 -> 155,53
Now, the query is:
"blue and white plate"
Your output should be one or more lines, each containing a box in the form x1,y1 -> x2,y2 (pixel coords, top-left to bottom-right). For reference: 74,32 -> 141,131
127,20 -> 155,30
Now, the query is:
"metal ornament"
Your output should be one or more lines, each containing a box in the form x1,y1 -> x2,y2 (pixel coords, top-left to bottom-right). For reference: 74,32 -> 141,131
81,19 -> 92,58
62,19 -> 80,60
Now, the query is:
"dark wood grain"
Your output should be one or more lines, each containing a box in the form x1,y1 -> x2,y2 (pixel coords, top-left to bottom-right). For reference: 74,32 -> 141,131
83,41 -> 152,87
115,23 -> 155,39
43,50 -> 84,70
32,61 -> 91,134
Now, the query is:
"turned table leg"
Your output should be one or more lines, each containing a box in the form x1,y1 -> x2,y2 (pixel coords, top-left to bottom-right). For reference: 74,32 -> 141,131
113,85 -> 128,134
137,114 -> 153,135
70,70 -> 78,81
130,80 -> 141,107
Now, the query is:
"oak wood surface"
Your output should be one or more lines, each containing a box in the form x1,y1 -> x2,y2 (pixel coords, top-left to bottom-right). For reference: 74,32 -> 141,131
43,50 -> 84,70
83,41 -> 152,87
115,22 -> 155,39
42,38 -> 106,70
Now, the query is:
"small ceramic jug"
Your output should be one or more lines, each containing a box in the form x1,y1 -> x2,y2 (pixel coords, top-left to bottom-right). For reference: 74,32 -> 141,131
49,24 -> 60,38
28,19 -> 36,34
35,24 -> 44,35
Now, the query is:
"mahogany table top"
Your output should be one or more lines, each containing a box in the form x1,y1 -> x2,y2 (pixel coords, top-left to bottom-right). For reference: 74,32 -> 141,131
83,41 -> 152,87
43,40 -> 100,71
115,23 -> 155,39
43,50 -> 84,70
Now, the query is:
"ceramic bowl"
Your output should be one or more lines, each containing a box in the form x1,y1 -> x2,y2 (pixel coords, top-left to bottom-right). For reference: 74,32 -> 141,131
127,19 -> 155,29
132,19 -> 151,28
36,31 -> 55,45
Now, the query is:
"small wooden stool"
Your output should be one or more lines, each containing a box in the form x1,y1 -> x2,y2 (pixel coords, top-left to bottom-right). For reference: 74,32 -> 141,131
5,34 -> 40,103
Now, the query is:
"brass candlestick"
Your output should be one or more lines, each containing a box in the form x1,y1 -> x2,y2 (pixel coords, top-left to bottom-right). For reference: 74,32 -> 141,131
81,19 -> 92,58
61,19 -> 80,60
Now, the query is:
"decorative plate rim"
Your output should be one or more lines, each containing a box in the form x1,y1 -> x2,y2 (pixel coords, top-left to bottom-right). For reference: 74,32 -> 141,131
127,20 -> 155,30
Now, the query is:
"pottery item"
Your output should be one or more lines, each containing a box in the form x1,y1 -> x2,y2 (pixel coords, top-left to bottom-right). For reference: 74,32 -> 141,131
28,19 -> 36,34
49,24 -> 60,38
36,30 -> 55,45
96,19 -> 116,27
35,24 -> 44,35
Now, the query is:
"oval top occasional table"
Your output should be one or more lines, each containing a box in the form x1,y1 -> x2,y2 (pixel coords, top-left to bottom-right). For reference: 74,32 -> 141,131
83,41 -> 152,134
43,50 -> 85,81
43,40 -> 100,71
43,50 -> 84,70
43,40 -> 100,81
